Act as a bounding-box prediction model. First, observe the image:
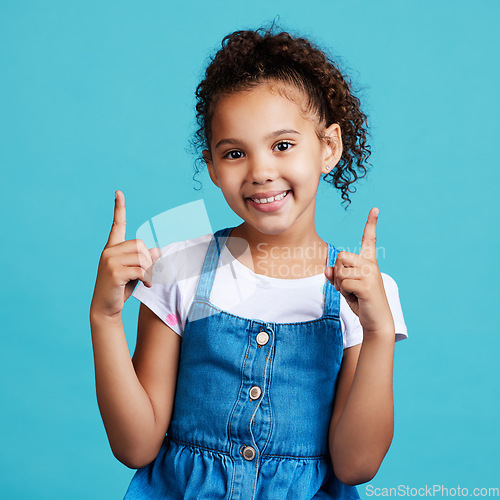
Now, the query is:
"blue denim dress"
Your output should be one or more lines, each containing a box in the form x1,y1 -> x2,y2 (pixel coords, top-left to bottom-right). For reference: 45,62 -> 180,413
124,227 -> 360,499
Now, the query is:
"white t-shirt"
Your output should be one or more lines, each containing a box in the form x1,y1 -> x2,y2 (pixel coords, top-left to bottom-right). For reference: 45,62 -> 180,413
132,232 -> 408,349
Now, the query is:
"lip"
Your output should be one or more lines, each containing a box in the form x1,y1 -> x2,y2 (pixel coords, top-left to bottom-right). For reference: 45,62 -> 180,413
246,189 -> 292,213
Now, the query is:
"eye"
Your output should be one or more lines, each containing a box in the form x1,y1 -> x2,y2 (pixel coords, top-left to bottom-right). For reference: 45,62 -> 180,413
274,141 -> 294,152
222,150 -> 244,160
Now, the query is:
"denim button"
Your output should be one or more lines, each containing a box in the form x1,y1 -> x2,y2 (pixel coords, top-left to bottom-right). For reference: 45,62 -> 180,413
240,445 -> 256,461
249,385 -> 261,400
256,330 -> 269,346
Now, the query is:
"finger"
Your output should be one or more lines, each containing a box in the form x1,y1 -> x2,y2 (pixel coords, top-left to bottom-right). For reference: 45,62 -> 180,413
328,265 -> 345,291
359,207 -> 379,262
135,242 -> 162,278
142,248 -> 161,287
338,278 -> 360,296
336,266 -> 362,280
106,238 -> 151,257
117,253 -> 155,287
104,239 -> 160,276
113,252 -> 152,271
331,251 -> 353,289
335,251 -> 359,267
132,240 -> 156,284
336,268 -> 362,291
106,190 -> 127,248
324,266 -> 334,284
120,267 -> 150,287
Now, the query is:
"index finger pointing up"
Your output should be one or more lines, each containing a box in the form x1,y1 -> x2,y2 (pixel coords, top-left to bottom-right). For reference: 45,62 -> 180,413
106,190 -> 127,247
359,207 -> 379,262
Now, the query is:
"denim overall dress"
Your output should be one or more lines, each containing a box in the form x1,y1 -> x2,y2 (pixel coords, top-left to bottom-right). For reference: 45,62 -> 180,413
124,227 -> 360,499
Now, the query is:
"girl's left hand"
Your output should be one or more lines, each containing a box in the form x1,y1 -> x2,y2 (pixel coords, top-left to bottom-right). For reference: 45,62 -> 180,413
324,207 -> 395,337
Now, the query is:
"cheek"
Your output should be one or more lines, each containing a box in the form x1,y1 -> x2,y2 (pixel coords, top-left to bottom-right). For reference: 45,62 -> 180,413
219,177 -> 242,200
286,157 -> 318,178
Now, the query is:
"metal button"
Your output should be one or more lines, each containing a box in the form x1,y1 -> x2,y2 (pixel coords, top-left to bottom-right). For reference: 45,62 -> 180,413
256,330 -> 269,346
249,385 -> 262,400
240,445 -> 256,461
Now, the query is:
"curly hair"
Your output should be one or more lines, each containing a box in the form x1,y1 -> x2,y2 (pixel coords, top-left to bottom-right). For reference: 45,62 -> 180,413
189,24 -> 372,208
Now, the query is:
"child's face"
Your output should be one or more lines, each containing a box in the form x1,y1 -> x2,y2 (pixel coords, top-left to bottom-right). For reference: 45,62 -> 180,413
204,82 -> 342,237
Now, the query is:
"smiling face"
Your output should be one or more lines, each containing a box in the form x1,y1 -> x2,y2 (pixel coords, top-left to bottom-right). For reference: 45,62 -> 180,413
204,81 -> 342,242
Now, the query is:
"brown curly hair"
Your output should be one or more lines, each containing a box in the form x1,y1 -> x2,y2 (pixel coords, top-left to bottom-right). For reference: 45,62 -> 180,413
190,24 -> 372,208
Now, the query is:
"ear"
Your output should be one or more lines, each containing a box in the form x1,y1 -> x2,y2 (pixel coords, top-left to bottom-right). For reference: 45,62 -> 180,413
321,123 -> 343,175
203,149 -> 221,188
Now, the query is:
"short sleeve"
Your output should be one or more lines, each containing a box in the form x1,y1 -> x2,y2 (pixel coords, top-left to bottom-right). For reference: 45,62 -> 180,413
131,243 -> 184,337
341,272 -> 408,349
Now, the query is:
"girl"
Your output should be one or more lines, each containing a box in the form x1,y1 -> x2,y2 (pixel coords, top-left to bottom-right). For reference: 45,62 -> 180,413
90,26 -> 408,499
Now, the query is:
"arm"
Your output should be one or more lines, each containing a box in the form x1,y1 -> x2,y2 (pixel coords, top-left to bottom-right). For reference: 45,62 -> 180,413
325,207 -> 396,485
90,190 -> 181,469
328,328 -> 395,485
90,304 -> 181,469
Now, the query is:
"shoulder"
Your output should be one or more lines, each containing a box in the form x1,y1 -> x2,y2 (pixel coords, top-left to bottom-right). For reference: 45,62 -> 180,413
379,272 -> 401,303
378,272 -> 404,307
377,272 -> 409,342
151,232 -> 213,286
159,231 -> 214,258
380,272 -> 399,290
379,271 -> 408,341
131,231 -> 216,336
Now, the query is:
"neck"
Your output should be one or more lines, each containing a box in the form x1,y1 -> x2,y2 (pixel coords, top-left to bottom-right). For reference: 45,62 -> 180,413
228,221 -> 329,274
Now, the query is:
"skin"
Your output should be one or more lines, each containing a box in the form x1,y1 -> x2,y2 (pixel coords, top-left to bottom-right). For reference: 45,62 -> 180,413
204,82 -> 341,272
90,192 -> 182,468
205,81 -> 396,484
89,81 -> 396,482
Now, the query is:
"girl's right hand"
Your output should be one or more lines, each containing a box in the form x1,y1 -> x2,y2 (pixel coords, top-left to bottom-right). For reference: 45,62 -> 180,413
90,190 -> 161,321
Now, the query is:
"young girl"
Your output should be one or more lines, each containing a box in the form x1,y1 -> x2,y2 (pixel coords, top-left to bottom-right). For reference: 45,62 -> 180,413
90,26 -> 408,499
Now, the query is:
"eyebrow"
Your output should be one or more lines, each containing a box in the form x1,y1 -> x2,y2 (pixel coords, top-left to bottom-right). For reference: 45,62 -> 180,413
214,129 -> 301,150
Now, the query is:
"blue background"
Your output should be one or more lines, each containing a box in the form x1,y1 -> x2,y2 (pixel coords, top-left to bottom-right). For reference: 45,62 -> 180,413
1,0 -> 499,498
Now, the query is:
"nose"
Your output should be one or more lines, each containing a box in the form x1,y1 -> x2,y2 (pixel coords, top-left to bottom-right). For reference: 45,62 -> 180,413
246,153 -> 278,184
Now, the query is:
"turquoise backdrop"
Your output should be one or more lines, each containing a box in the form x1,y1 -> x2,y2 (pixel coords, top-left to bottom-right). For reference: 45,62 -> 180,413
1,0 -> 499,498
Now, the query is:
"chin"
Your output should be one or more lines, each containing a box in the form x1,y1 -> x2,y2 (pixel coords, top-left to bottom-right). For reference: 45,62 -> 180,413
248,219 -> 295,237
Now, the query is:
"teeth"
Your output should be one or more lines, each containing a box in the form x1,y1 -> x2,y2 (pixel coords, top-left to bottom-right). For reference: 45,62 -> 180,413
252,190 -> 289,204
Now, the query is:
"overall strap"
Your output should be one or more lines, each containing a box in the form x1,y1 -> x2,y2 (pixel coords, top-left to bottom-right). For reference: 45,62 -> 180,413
323,242 -> 341,318
194,227 -> 341,319
193,227 -> 233,303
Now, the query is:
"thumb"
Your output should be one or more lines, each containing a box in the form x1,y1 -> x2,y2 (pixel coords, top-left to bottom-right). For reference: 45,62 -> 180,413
144,247 -> 162,287
149,247 -> 162,264
324,266 -> 334,283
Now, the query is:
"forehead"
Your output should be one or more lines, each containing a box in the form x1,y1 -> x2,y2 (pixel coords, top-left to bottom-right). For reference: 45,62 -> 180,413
210,82 -> 318,142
